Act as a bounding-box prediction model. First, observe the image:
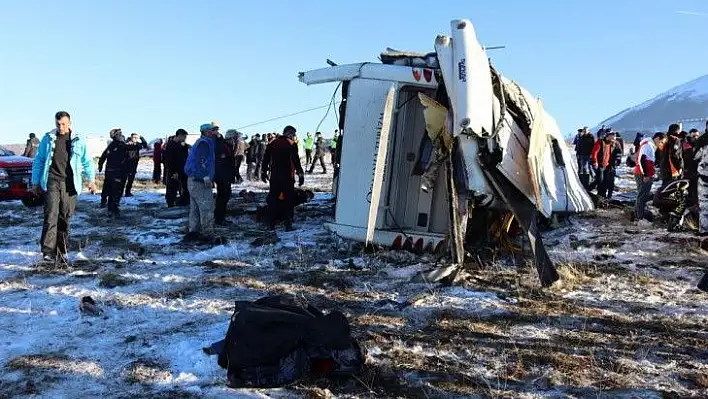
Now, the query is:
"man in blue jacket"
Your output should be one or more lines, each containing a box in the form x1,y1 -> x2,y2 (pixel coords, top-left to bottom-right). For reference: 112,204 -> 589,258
31,111 -> 97,263
184,122 -> 218,242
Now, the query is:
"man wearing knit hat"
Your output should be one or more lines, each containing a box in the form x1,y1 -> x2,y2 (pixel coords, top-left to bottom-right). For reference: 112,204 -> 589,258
184,123 -> 219,242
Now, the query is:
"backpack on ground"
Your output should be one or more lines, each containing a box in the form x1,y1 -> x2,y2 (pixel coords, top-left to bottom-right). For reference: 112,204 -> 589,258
217,295 -> 364,388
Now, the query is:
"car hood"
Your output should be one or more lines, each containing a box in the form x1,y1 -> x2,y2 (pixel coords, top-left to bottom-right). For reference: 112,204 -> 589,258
0,155 -> 33,167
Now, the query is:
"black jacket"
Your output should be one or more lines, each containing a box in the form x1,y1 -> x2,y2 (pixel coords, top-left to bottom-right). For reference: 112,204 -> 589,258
215,136 -> 235,182
576,134 -> 595,157
125,137 -> 148,162
98,138 -> 145,174
164,139 -> 190,177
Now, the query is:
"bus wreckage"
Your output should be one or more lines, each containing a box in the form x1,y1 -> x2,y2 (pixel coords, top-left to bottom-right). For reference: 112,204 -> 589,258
298,19 -> 594,287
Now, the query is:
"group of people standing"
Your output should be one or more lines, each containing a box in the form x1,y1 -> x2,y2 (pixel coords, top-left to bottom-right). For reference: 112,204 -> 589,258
632,123 -> 708,232
181,123 -> 306,242
28,111 -> 331,263
302,130 -> 340,174
573,126 -> 624,200
574,121 -> 708,235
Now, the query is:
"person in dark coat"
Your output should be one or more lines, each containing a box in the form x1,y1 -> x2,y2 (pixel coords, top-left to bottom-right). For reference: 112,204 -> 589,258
164,129 -> 191,207
246,134 -> 260,181
308,132 -> 327,174
98,129 -> 146,218
152,139 -> 163,184
23,133 -> 40,158
575,129 -> 595,189
660,124 -> 684,187
261,126 -> 305,231
214,133 -> 235,226
683,129 -> 701,206
254,135 -> 267,179
590,131 -> 623,200
122,133 -> 148,197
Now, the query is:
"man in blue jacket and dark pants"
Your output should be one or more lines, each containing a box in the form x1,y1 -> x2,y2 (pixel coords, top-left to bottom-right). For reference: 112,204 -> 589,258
31,111 -> 97,263
184,122 -> 218,242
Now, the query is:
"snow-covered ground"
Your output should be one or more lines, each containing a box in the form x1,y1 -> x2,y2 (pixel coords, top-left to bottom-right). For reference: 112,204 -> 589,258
0,159 -> 707,398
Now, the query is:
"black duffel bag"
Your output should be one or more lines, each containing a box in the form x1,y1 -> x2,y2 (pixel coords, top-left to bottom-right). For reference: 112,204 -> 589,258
217,295 -> 364,388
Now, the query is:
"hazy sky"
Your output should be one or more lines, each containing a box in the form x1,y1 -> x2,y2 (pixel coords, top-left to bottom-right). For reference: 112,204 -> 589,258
1,0 -> 707,143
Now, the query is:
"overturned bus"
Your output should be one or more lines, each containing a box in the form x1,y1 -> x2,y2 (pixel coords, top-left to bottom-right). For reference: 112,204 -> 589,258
298,19 -> 593,286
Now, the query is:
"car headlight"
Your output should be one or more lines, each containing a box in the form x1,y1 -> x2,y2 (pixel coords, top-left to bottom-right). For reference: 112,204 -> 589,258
0,169 -> 8,179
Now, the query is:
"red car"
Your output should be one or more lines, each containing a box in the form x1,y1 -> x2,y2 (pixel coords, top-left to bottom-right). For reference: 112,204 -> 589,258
0,145 -> 43,207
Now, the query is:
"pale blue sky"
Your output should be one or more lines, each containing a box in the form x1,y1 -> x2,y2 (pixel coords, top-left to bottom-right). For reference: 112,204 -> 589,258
1,0 -> 707,142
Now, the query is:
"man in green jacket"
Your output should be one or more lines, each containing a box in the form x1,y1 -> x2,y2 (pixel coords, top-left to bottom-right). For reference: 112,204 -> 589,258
330,130 -> 339,165
304,132 -> 314,166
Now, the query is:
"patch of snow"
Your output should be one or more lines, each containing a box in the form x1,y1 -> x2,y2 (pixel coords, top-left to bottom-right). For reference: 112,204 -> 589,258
383,263 -> 430,279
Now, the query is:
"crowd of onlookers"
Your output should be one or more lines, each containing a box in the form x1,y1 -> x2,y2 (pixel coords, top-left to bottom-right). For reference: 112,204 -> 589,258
26,111 -> 344,264
574,122 -> 708,234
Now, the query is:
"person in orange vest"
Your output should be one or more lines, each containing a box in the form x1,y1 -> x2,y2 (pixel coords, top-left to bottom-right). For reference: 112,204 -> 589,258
660,124 -> 684,187
590,131 -> 623,200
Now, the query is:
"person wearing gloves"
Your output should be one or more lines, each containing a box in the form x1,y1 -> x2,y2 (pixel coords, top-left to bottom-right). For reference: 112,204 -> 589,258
261,125 -> 305,231
184,123 -> 218,242
31,111 -> 97,263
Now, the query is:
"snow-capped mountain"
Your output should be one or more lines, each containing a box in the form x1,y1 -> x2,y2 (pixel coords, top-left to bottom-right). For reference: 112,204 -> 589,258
596,74 -> 708,133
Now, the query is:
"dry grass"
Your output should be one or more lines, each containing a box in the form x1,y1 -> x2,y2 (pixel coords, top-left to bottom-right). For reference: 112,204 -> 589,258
124,358 -> 172,385
551,263 -> 595,291
8,353 -> 104,378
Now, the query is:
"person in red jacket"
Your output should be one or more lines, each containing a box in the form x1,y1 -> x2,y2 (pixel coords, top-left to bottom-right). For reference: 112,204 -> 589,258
590,131 -> 623,200
634,133 -> 666,222
261,126 -> 305,231
152,139 -> 163,184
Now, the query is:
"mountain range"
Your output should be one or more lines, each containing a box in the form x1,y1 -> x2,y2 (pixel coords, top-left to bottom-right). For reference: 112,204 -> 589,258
596,74 -> 708,134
